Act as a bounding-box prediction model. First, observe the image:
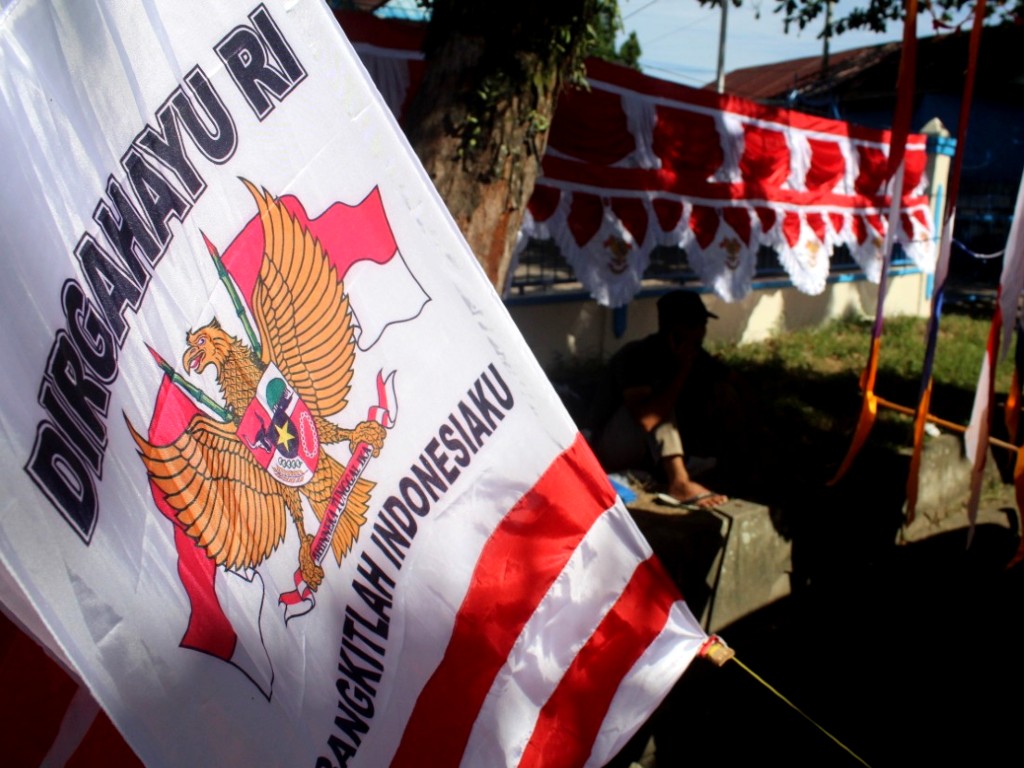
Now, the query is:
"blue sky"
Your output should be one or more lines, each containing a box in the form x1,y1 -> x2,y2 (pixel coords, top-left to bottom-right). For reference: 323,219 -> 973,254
618,0 -> 942,88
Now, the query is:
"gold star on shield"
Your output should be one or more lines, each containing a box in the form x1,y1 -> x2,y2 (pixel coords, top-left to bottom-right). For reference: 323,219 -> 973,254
275,420 -> 295,452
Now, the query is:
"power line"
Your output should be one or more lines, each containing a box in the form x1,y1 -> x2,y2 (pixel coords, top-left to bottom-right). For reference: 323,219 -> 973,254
623,0 -> 664,21
643,10 -> 718,46
637,60 -> 716,86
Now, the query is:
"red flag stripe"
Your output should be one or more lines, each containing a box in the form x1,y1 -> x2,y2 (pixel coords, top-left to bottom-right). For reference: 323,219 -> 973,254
518,556 -> 679,768
391,434 -> 617,768
459,502 -> 670,765
586,601 -> 705,763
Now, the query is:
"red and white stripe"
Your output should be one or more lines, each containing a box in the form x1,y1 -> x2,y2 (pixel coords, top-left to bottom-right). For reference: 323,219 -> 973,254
390,436 -> 705,767
0,5 -> 709,765
965,168 -> 1024,532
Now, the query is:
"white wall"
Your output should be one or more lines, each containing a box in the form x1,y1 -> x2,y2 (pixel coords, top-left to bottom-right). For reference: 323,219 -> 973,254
508,270 -> 931,371
509,119 -> 949,372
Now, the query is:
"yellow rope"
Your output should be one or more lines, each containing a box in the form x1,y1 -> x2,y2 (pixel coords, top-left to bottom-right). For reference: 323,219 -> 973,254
730,655 -> 873,768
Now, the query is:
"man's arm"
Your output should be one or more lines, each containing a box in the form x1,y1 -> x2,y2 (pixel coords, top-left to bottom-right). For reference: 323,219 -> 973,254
622,343 -> 695,432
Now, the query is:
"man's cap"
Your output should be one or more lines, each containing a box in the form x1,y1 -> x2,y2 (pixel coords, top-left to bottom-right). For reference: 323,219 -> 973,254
657,290 -> 718,326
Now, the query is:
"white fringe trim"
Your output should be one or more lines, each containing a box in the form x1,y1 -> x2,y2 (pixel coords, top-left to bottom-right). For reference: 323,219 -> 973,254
521,187 -> 937,308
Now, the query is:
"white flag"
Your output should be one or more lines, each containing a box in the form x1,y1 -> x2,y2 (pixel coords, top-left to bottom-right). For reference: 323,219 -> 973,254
0,1 -> 706,765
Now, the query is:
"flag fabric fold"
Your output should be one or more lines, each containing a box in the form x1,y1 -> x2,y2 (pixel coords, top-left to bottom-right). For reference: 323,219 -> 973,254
965,164 -> 1024,544
964,300 -> 1001,539
0,2 -> 705,766
0,610 -> 143,768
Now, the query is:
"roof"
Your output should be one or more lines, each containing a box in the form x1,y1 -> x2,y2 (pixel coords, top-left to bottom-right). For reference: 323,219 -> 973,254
719,42 -> 902,103
719,24 -> 1024,106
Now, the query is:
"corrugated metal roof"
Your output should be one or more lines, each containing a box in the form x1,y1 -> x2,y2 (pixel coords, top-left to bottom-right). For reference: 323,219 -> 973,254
717,24 -> 1024,105
717,42 -> 902,102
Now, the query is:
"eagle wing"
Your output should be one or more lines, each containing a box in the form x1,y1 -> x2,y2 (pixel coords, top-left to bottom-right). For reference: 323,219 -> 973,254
126,414 -> 289,571
246,180 -> 356,419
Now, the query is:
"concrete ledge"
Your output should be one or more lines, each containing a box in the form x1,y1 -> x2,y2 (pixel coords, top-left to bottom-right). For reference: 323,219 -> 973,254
626,494 -> 791,633
900,433 -> 1016,543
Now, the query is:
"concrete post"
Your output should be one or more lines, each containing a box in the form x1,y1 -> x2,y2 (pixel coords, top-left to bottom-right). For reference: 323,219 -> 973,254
919,117 -> 956,306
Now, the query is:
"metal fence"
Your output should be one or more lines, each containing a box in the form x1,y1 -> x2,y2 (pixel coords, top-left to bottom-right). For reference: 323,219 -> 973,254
506,238 -> 912,304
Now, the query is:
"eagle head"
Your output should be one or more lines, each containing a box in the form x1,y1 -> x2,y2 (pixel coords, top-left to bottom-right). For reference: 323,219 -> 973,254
183,318 -> 234,375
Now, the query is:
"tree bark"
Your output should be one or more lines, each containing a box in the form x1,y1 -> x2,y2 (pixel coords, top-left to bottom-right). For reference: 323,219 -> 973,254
403,2 -> 595,291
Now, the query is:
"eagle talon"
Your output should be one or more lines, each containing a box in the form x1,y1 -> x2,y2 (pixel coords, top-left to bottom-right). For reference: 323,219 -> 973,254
350,420 -> 387,457
298,534 -> 324,592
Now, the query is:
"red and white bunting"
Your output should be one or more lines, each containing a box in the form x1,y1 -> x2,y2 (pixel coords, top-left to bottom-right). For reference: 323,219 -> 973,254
339,12 -> 936,308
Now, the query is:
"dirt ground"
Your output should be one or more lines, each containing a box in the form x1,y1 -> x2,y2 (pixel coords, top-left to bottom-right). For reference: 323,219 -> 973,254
610,456 -> 1024,767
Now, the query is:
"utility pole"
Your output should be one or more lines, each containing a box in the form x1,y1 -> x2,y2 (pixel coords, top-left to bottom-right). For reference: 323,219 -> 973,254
822,0 -> 834,74
716,0 -> 729,93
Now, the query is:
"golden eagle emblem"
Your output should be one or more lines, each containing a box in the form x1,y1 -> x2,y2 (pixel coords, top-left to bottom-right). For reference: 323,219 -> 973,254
127,180 -> 387,595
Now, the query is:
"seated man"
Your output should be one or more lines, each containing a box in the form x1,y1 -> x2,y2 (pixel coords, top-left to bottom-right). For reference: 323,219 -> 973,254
589,290 -> 736,507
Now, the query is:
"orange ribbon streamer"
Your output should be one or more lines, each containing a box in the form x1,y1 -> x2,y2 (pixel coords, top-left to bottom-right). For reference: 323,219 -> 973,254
829,0 -> 919,486
829,337 -> 881,486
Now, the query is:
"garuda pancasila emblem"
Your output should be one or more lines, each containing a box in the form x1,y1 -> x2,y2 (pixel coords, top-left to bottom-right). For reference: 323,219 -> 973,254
127,180 -> 388,602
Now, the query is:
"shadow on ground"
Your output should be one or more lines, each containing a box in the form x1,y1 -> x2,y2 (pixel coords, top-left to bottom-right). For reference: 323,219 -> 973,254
549,307 -> 1024,767
605,432 -> 1023,766
643,523 -> 1024,767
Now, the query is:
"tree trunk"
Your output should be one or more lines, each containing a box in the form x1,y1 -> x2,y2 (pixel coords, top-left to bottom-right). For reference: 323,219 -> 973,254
403,2 -> 595,291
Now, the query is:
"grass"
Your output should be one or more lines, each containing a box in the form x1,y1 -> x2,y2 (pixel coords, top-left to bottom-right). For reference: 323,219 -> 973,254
706,307 -> 1017,490
714,310 -> 1012,390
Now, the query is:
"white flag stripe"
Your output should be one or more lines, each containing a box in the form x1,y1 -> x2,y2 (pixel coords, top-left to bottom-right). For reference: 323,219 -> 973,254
342,426 -> 577,767
966,350 -> 992,465
461,502 -> 657,767
999,169 -> 1024,357
584,601 -> 706,767
214,568 -> 274,696
935,208 -> 955,294
1,2 -> 704,764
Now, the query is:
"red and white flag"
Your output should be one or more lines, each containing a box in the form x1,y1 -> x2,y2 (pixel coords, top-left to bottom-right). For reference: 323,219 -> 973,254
0,2 -> 706,766
964,166 -> 1024,537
